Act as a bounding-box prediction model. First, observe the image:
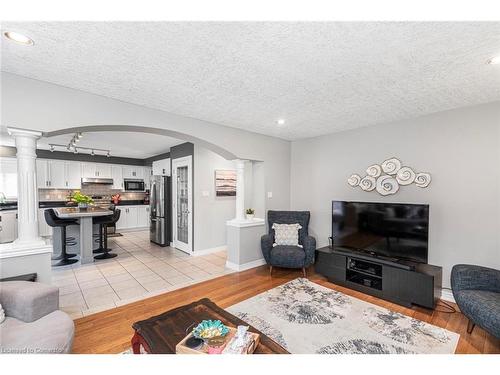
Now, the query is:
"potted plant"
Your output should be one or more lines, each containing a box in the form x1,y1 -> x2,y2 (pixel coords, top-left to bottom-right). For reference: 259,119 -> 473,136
245,208 -> 255,220
69,191 -> 93,210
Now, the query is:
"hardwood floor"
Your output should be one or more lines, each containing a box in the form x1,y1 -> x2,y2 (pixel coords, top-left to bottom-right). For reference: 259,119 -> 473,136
72,265 -> 500,354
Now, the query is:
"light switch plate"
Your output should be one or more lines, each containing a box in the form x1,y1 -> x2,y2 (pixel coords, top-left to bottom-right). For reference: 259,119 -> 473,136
267,191 -> 273,198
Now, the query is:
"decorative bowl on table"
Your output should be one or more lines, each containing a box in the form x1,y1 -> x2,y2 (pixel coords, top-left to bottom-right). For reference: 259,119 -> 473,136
192,320 -> 230,354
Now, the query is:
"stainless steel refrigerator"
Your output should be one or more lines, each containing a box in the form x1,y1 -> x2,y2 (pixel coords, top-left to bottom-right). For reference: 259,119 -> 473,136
150,175 -> 171,246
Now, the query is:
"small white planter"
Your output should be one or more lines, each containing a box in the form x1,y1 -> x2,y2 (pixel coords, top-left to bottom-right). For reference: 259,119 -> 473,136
246,214 -> 255,220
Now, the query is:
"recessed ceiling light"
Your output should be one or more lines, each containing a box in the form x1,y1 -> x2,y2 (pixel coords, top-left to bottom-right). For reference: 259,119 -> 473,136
3,31 -> 34,46
487,55 -> 500,65
277,119 -> 286,126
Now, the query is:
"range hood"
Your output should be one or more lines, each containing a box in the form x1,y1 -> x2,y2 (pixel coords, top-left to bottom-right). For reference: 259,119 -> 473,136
81,177 -> 114,185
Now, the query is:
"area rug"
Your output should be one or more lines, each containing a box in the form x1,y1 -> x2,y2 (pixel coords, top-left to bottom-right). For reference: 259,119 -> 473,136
226,278 -> 459,354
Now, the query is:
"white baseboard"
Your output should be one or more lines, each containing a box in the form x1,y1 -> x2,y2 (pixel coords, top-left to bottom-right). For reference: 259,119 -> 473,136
440,289 -> 455,303
116,227 -> 149,233
226,258 -> 267,272
192,245 -> 227,257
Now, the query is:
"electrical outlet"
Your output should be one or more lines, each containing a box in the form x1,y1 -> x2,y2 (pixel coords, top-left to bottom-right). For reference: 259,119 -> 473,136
202,190 -> 210,197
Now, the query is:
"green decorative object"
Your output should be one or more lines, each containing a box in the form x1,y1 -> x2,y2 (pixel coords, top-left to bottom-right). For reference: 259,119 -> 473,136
69,191 -> 93,209
192,320 -> 229,340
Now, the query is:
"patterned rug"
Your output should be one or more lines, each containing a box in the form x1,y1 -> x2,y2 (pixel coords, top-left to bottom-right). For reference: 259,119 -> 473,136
227,278 -> 459,354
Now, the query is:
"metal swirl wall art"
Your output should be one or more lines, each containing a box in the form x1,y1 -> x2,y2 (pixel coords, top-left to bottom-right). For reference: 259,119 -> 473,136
347,158 -> 431,196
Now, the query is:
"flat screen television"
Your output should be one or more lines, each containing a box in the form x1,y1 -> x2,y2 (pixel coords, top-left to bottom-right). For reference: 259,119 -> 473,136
332,201 -> 429,263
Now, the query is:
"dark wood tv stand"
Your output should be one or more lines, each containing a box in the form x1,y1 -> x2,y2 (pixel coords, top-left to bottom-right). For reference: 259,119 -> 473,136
315,247 -> 442,309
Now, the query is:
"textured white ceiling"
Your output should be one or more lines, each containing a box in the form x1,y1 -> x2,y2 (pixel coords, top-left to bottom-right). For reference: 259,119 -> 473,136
1,22 -> 500,140
37,131 -> 182,159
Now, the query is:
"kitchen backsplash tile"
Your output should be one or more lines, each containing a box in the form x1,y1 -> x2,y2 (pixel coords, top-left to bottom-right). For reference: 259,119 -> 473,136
39,185 -> 146,201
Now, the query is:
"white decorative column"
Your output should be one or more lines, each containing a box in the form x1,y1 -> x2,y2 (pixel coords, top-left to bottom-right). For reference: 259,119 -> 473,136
226,159 -> 266,271
1,128 -> 51,284
234,159 -> 246,221
7,127 -> 44,245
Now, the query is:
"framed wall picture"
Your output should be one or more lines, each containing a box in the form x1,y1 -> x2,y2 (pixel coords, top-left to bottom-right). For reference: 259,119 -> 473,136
215,170 -> 236,197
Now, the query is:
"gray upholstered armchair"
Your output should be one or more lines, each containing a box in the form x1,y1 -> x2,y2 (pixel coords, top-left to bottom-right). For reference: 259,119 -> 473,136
451,264 -> 500,338
0,281 -> 75,353
261,210 -> 316,277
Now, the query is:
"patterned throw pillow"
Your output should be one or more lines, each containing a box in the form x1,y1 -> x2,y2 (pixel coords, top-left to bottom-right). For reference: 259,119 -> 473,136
0,303 -> 5,324
272,223 -> 303,248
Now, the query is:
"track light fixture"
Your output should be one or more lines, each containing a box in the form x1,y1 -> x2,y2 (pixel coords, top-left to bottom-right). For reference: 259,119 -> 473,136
49,142 -> 110,157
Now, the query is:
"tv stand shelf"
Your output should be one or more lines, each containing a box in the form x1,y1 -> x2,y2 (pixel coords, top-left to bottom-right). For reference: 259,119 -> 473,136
315,247 -> 442,309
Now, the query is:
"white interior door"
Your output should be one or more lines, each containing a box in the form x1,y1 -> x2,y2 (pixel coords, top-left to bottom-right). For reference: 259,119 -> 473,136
172,156 -> 192,253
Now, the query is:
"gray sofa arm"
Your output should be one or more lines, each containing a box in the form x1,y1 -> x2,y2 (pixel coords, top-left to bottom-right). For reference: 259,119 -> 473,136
261,234 -> 274,264
0,281 -> 59,322
303,236 -> 316,267
451,264 -> 500,293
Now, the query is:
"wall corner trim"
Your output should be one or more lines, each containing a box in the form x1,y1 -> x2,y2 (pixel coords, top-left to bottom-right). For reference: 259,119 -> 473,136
191,245 -> 227,257
225,258 -> 267,272
440,289 -> 456,303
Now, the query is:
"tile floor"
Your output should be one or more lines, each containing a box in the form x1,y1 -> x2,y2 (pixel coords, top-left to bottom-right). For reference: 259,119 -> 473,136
51,230 -> 233,319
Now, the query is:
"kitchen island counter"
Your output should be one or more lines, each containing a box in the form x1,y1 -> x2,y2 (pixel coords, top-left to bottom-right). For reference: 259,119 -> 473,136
54,207 -> 113,264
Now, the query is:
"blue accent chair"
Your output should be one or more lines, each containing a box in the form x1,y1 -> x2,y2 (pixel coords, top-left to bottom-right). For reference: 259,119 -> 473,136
261,211 -> 316,277
451,264 -> 500,338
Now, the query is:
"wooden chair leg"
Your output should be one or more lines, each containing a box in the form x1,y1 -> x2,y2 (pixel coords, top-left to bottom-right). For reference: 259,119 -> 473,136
269,266 -> 273,276
131,332 -> 142,354
302,267 -> 307,278
131,331 -> 153,354
467,319 -> 476,334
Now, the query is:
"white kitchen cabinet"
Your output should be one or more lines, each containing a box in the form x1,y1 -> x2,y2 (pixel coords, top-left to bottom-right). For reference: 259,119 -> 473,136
37,208 -> 53,237
143,167 -> 152,190
82,162 -> 112,178
127,206 -> 139,228
95,163 -> 112,178
37,159 -> 49,188
111,165 -> 124,190
0,210 -> 17,243
0,157 -> 18,199
137,205 -> 150,227
81,163 -> 95,178
49,160 -> 66,189
117,206 -> 137,229
152,158 -> 170,176
123,166 -> 143,179
65,161 -> 81,189
36,159 -> 67,188
116,205 -> 148,230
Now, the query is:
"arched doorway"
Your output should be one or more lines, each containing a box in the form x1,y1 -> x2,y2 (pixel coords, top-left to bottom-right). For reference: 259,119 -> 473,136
43,125 -> 238,161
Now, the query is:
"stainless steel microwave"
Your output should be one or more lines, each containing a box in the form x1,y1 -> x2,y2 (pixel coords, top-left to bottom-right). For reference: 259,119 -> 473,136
124,179 -> 145,191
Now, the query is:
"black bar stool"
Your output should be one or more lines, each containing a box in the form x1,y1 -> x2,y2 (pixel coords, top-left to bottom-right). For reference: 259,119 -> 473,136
94,209 -> 121,260
93,204 -> 116,249
44,209 -> 79,267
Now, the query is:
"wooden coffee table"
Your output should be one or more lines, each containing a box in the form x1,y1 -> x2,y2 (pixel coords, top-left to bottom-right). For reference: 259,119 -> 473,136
131,298 -> 288,354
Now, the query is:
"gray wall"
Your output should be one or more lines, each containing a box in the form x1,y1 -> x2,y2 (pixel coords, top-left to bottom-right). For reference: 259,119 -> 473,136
193,144 -> 236,251
1,72 -> 291,214
290,102 -> 500,288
